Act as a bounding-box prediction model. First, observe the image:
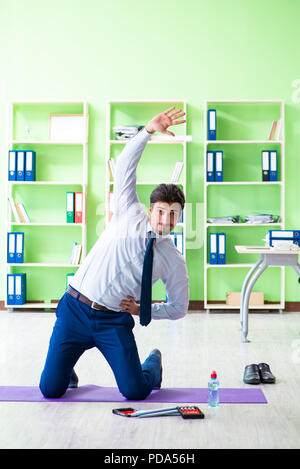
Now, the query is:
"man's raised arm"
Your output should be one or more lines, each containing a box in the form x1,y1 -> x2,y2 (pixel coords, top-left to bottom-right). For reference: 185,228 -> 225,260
113,107 -> 186,217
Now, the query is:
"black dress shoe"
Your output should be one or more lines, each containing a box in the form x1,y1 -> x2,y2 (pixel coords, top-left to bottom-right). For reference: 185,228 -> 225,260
258,363 -> 276,384
243,364 -> 261,385
150,349 -> 163,389
68,369 -> 79,388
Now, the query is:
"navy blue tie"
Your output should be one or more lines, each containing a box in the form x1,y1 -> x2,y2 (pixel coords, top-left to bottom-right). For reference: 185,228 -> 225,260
139,235 -> 155,326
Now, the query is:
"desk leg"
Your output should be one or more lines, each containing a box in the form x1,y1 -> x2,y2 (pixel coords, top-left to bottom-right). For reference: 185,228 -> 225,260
242,260 -> 267,343
240,257 -> 264,329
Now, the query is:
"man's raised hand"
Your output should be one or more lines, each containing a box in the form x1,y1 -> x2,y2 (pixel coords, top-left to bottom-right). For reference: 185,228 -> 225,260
146,106 -> 186,136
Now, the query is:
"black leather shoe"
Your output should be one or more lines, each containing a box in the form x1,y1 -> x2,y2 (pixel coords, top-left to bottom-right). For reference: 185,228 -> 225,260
150,349 -> 163,389
243,364 -> 260,385
68,369 -> 79,388
258,363 -> 276,384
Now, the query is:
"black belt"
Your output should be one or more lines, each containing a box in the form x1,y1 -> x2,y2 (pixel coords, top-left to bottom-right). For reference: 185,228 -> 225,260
67,286 -> 115,312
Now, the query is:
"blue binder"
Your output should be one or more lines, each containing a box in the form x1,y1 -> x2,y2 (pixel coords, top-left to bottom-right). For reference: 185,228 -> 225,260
269,230 -> 300,247
15,232 -> 24,263
25,151 -> 36,181
7,274 -> 16,305
8,150 -> 17,181
207,151 -> 214,181
178,210 -> 183,224
207,109 -> 216,140
215,151 -> 223,182
175,232 -> 184,255
217,233 -> 226,264
269,150 -> 277,181
17,151 -> 26,181
209,233 -> 218,264
14,273 -> 26,305
7,232 -> 16,263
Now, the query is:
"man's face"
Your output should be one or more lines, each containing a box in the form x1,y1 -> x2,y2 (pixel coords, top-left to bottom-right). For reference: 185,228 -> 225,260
149,201 -> 182,235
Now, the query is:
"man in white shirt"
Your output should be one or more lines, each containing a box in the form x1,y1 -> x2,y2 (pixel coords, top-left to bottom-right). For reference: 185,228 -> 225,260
39,106 -> 189,400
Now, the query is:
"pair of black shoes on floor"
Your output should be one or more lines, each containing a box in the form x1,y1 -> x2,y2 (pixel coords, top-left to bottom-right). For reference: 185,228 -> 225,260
68,349 -> 163,390
243,363 -> 276,385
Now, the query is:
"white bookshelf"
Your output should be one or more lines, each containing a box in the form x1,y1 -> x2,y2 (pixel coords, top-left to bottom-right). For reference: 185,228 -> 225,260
105,100 -> 188,260
204,99 -> 285,312
5,100 -> 89,310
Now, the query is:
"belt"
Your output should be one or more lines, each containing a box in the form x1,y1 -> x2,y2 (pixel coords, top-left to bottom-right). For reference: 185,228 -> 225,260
67,286 -> 114,312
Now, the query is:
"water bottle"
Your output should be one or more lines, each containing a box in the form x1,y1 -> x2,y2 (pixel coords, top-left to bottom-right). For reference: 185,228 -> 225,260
208,371 -> 219,407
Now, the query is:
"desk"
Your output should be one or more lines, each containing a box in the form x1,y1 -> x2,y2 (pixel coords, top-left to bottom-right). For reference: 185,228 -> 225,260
235,245 -> 300,343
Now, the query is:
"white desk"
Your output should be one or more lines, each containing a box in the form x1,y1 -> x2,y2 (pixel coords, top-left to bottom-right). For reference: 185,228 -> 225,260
235,245 -> 300,343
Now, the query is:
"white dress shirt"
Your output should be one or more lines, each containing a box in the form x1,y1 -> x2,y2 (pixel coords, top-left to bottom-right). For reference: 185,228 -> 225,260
70,127 -> 189,320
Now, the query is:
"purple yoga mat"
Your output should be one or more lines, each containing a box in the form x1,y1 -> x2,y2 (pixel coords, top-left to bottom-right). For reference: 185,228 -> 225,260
0,385 -> 267,403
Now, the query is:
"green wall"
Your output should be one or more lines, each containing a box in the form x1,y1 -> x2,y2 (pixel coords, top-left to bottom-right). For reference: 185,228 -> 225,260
1,0 -> 300,303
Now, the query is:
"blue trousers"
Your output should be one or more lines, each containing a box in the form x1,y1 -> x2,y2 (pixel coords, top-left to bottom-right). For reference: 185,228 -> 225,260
39,291 -> 161,400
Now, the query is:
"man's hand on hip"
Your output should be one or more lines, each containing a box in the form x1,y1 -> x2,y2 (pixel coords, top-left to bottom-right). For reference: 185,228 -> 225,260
119,295 -> 140,316
146,106 -> 186,136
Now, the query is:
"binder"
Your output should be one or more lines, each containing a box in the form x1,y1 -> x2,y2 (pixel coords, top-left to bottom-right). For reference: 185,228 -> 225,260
7,274 -> 15,305
74,191 -> 83,223
178,210 -> 183,224
269,150 -> 278,181
207,109 -> 216,140
215,151 -> 223,182
14,273 -> 26,305
217,233 -> 226,264
269,230 -> 300,247
15,232 -> 24,263
209,233 -> 218,264
170,232 -> 176,246
25,150 -> 36,181
262,151 -> 269,181
66,192 -> 75,223
7,232 -> 16,263
16,151 -> 26,181
175,232 -> 184,255
8,150 -> 17,181
207,151 -> 214,181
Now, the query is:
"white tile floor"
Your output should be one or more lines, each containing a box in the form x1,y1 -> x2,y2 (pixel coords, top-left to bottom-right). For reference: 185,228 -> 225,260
0,309 -> 300,449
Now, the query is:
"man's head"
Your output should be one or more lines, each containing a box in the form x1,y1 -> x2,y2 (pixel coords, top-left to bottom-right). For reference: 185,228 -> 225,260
149,183 -> 185,235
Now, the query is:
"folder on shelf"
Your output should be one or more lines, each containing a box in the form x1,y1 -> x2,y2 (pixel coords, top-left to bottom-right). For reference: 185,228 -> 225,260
207,109 -> 216,140
215,151 -> 223,182
170,162 -> 184,182
209,233 -> 218,264
269,150 -> 278,181
108,191 -> 114,222
262,151 -> 269,181
175,232 -> 184,255
66,192 -> 75,223
8,150 -> 17,181
7,232 -> 16,263
70,242 -> 82,265
25,150 -> 36,181
66,273 -> 75,288
15,232 -> 24,263
8,196 -> 21,223
16,203 -> 30,223
217,233 -> 226,264
207,151 -> 214,182
268,230 -> 300,248
16,151 -> 26,181
7,274 -> 15,305
14,273 -> 26,305
75,191 -> 83,223
108,158 -> 116,181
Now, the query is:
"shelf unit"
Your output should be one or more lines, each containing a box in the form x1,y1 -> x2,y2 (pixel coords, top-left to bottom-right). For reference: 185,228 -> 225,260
5,100 -> 89,310
204,99 -> 285,312
106,100 -> 187,301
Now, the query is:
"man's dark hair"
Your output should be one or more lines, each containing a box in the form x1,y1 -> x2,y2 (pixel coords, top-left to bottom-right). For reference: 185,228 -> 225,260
150,183 -> 185,210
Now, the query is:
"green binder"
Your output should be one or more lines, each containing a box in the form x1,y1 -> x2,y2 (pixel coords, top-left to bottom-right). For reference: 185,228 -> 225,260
66,192 -> 74,223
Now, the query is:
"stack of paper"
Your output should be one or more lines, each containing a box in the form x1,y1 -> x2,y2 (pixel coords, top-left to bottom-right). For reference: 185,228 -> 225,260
113,126 -> 144,140
70,242 -> 82,265
207,215 -> 241,224
244,214 -> 280,224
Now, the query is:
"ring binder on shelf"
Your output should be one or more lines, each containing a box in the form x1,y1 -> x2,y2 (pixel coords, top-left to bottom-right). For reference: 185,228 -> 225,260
215,151 -> 223,182
269,150 -> 278,181
209,233 -> 218,264
262,151 -> 269,181
17,151 -> 26,181
217,233 -> 226,264
25,150 -> 36,181
207,151 -> 214,181
8,150 -> 17,181
207,109 -> 216,140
